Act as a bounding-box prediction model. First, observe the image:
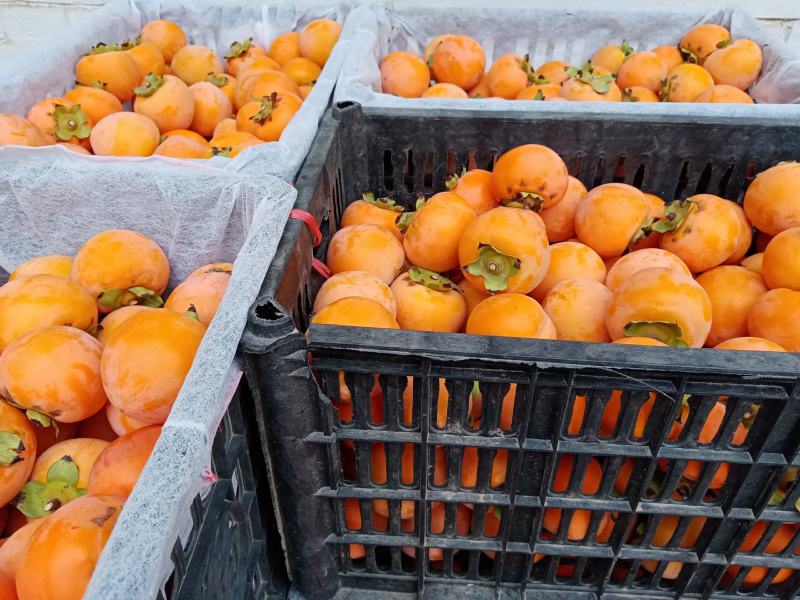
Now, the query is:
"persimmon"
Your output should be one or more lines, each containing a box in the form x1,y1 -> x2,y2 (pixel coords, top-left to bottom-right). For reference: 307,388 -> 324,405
664,63 -> 714,102
312,297 -> 399,330
208,131 -> 262,158
421,83 -> 468,98
0,569 -> 14,599
621,86 -> 659,102
71,229 -> 169,313
531,241 -> 605,301
727,521 -> 798,586
124,39 -> 166,78
724,202 -> 753,265
26,97 -> 82,145
458,206 -> 549,294
133,73 -> 194,133
163,263 -> 230,325
268,31 -> 301,67
430,35 -> 485,91
606,267 -> 712,348
95,305 -> 154,346
236,70 -> 301,110
445,169 -> 498,215
390,268 -> 466,333
680,24 -> 731,63
0,401 -> 36,510
338,194 -> 402,241
89,112 -> 160,156
76,408 -> 118,442
612,336 -> 667,347
543,455 -> 607,540
0,275 -> 97,351
225,38 -> 267,77
704,39 -> 762,91
64,86 -> 122,125
101,309 -> 206,424
748,289 -> 800,352
516,83 -> 561,100
327,224 -> 404,284
0,517 -> 45,578
154,135 -> 209,159
642,515 -> 706,579
652,45 -> 683,72
212,117 -> 237,138
141,20 -> 186,63
205,73 -> 237,107
299,18 -> 341,67
537,60 -> 571,85
540,176 -> 587,243
715,337 -> 786,352
466,293 -> 554,339
16,493 -> 124,600
468,74 -> 491,98
486,54 -> 530,99
9,255 -> 72,281
658,194 -> 741,273
491,144 -> 568,210
616,51 -> 668,93
695,84 -> 753,103
314,271 -> 396,318
404,192 -> 476,272
423,34 -> 454,65
281,57 -> 320,88
371,442 -> 415,519
299,85 -> 313,100
605,248 -> 690,293
591,41 -> 633,75
160,129 -> 203,143
0,114 -> 47,147
187,81 -> 232,138
697,266 -> 767,347
762,227 -> 800,290
105,404 -> 149,437
170,45 -> 224,86
0,326 -> 106,423
237,92 -> 302,142
575,183 -> 649,259
543,279 -> 613,343
235,56 -> 283,87
75,47 -> 140,103
744,162 -> 800,236
741,252 -> 764,275
561,63 -> 622,101
461,280 -> 490,323
87,425 -> 159,498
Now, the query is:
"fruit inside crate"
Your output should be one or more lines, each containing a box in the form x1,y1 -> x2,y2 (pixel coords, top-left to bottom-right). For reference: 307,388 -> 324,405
246,103 -> 800,599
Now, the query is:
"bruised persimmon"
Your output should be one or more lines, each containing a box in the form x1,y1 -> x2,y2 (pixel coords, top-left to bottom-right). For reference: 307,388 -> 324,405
188,81 -> 232,138
75,46 -> 140,103
616,51 -> 668,93
269,32 -> 301,67
141,20 -> 186,63
341,193 -> 404,240
87,425 -> 160,498
744,162 -> 800,236
403,192 -> 476,273
154,135 -> 209,158
431,35 -> 485,91
491,144 -> 568,210
105,403 -> 150,437
102,310 -> 206,424
748,289 -> 800,352
9,255 -> 72,281
575,183 -> 649,259
299,18 -> 341,67
421,83 -> 468,98
164,263 -> 231,325
225,38 -> 267,77
714,337 -> 786,352
133,73 -> 194,133
664,63 -> 714,102
697,266 -> 767,347
390,268 -> 466,333
205,72 -> 237,106
124,39 -> 166,78
606,267 -> 712,348
704,39 -> 762,91
0,114 -> 48,147
466,293 -> 554,339
543,279 -> 613,342
680,24 -> 731,64
605,248 -> 691,293
695,84 -> 753,103
540,176 -> 587,243
652,45 -> 683,72
0,275 -> 97,352
89,112 -> 160,156
487,54 -> 531,100
95,305 -> 154,346
71,229 -> 169,313
0,326 -> 106,423
561,63 -> 622,102
445,169 -> 498,215
0,401 -> 36,510
64,86 -> 122,125
379,51 -> 430,98
327,224 -> 405,284
313,271 -> 396,317
762,227 -> 800,291
531,241 -> 605,301
171,45 -> 224,86
591,41 -> 633,76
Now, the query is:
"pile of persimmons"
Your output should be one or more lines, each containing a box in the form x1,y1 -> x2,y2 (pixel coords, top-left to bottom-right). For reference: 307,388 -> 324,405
381,23 -> 762,103
0,17 -> 341,157
0,230 -> 230,600
313,146 -> 799,584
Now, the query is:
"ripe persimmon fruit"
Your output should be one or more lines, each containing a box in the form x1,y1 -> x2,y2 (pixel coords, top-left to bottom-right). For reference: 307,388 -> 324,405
748,289 -> 800,352
430,35 -> 485,91
680,24 -> 731,64
268,32 -> 302,67
380,51 -> 430,98
491,144 -> 569,210
663,63 -> 714,102
466,293 -> 554,339
697,266 -> 768,347
64,86 -> 123,125
105,403 -> 150,437
591,41 -> 633,76
574,183 -> 649,259
605,248 -> 691,293
543,279 -> 613,343
714,337 -> 786,352
762,227 -> 800,290
87,425 -> 160,498
0,114 -> 48,147
133,73 -> 195,133
141,19 -> 187,63
187,81 -> 232,138
225,38 -> 267,77
445,168 -> 498,215
744,162 -> 800,236
299,18 -> 341,67
704,39 -> 762,91
390,268 -> 466,333
560,63 -> 622,102
164,263 -> 231,325
0,401 -> 36,510
539,176 -> 587,243
531,241 -> 606,301
695,84 -> 753,103
9,255 -> 72,281
312,297 -> 400,330
327,223 -> 405,284
313,271 -> 396,317
421,83 -> 468,98
171,45 -> 224,85
616,51 -> 668,93
341,193 -> 405,240
236,92 -> 302,142
75,46 -> 140,103
652,45 -> 683,72
89,112 -> 160,156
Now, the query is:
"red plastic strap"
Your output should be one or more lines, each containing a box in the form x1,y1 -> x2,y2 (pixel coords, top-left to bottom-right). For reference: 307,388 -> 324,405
312,257 -> 332,279
290,208 -> 322,247
201,467 -> 219,485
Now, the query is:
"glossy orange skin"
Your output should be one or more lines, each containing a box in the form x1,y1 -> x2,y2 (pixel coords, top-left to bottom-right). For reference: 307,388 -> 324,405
299,19 -> 341,67
665,63 -> 714,102
212,117 -> 237,138
0,327 -> 107,423
681,24 -> 731,62
0,275 -> 97,352
695,84 -> 753,103
714,337 -> 786,352
26,97 -> 73,144
448,169 -> 498,215
105,403 -> 150,437
697,266 -> 767,347
269,32 -> 302,67
748,289 -> 800,352
71,229 -> 169,309
235,70 -> 300,110
724,202 -> 753,265
313,271 -> 396,317
458,206 -> 549,294
537,60 -> 571,85
430,35 -> 485,91
606,248 -> 691,293
543,455 -> 608,541
404,192 -> 476,272
95,306 -> 154,346
126,41 -> 166,78
89,112 -> 160,156
76,407 -> 118,442
390,271 -> 467,333
516,83 -> 561,100
312,297 -> 399,330
64,86 -> 122,126
606,267 -> 712,348
75,51 -> 140,103
170,45 -> 224,86
0,517 -> 45,578
652,45 -> 683,72
154,135 -> 210,159
164,268 -> 230,325
0,402 -> 36,510
133,74 -> 194,133
591,44 -> 627,75
237,93 -> 302,142
101,310 -> 206,424
9,256 -> 72,282
379,52 -> 430,98
659,194 -> 741,273
543,279 -> 613,342
540,176 -> 586,243
30,438 -> 108,489
187,82 -> 232,138
226,43 -> 267,77
575,183 -> 649,259
0,114 -> 48,147
327,224 -> 405,284
642,516 -> 707,579
622,86 -> 659,102
616,51 -> 668,93
466,293 -> 553,339
491,144 -> 568,209
704,39 -> 762,90
87,425 -> 160,498
208,131 -> 262,158
486,54 -> 528,99
531,241 -> 606,301
762,227 -> 800,290
421,83 -> 468,98
16,494 -> 124,600
744,162 -> 800,236
141,20 -> 187,63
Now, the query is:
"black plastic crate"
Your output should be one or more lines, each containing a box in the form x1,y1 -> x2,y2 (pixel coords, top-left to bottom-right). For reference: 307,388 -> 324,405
158,382 -> 288,600
241,103 -> 800,600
